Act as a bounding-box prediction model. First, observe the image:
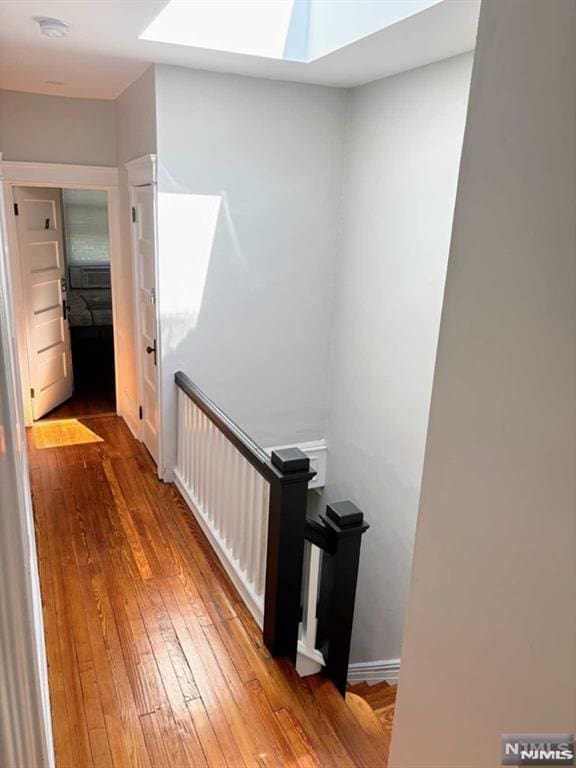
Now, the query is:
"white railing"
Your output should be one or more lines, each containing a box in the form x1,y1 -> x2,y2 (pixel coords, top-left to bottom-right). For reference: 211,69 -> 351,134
297,541 -> 325,676
173,375 -> 324,675
175,388 -> 270,621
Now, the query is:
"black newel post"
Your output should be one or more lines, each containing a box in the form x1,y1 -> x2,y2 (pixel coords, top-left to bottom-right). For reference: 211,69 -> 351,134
316,501 -> 369,696
263,448 -> 315,662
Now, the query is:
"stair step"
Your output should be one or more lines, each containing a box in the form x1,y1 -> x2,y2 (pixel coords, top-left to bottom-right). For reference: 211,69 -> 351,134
307,676 -> 389,766
345,692 -> 391,761
374,702 -> 396,734
364,683 -> 397,709
347,681 -> 370,696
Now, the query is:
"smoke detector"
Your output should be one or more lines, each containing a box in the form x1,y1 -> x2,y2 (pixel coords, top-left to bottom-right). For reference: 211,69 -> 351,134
35,17 -> 70,38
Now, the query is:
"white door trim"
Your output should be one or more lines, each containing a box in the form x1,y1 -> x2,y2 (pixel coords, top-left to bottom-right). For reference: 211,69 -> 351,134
126,154 -> 165,478
0,156 -> 124,426
1,159 -> 119,187
0,179 -> 55,768
125,154 -> 157,186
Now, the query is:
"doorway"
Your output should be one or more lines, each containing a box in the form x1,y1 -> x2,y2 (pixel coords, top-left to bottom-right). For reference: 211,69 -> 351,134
13,185 -> 116,421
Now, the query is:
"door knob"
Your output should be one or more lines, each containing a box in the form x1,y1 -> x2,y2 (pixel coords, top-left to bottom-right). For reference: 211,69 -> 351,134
146,340 -> 157,366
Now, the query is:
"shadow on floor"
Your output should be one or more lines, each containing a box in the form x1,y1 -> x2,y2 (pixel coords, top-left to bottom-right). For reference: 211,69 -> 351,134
43,331 -> 116,420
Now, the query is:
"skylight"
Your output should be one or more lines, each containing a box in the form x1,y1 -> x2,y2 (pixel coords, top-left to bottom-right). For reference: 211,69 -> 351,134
140,0 -> 443,63
140,0 -> 309,62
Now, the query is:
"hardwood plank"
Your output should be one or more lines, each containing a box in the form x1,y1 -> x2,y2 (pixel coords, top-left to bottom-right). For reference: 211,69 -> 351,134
31,477 -> 75,768
48,487 -> 94,768
28,415 -> 390,768
345,694 -> 391,762
308,676 -> 388,767
274,708 -> 322,768
161,577 -> 251,767
187,696 -> 230,768
70,469 -> 153,768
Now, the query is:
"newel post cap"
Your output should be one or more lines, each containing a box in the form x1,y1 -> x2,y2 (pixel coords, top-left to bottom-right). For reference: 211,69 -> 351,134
270,447 -> 310,474
324,501 -> 369,535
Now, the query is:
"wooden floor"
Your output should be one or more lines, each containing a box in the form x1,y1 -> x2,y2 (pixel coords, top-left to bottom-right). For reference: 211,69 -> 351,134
28,415 -> 391,768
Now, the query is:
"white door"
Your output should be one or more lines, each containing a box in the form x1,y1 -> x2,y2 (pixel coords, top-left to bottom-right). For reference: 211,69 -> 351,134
131,185 -> 159,464
14,187 -> 73,420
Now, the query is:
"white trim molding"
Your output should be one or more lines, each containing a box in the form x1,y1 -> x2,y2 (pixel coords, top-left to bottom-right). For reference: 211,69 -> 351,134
0,159 -> 119,188
0,158 -> 125,427
348,658 -> 401,686
125,154 -> 157,186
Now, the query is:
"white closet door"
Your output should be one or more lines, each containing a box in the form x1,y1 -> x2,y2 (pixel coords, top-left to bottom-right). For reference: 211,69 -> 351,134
132,184 -> 159,464
14,187 -> 72,420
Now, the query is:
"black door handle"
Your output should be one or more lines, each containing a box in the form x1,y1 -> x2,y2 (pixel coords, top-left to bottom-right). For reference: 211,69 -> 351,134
146,340 -> 157,366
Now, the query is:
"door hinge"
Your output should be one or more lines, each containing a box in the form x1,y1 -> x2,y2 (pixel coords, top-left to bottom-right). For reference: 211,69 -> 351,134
131,206 -> 137,223
13,202 -> 19,216
139,405 -> 143,420
30,387 -> 35,399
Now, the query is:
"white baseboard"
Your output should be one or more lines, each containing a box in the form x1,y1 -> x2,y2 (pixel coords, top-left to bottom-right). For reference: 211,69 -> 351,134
173,469 -> 265,627
348,658 -> 401,685
118,391 -> 140,441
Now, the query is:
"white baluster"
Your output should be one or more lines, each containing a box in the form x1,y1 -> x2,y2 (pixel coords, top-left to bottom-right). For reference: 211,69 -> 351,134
184,396 -> 191,487
228,448 -> 238,560
302,543 -> 321,654
238,455 -> 248,572
192,404 -> 200,502
178,391 -> 183,472
205,415 -> 214,519
209,421 -> 218,523
212,429 -> 223,535
226,438 -> 234,541
257,481 -> 269,596
177,391 -> 183,475
198,411 -> 208,513
244,467 -> 255,584
249,473 -> 259,591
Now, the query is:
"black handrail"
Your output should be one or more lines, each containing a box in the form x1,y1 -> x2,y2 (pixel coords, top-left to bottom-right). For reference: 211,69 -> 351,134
175,370 -> 315,662
175,371 -> 310,485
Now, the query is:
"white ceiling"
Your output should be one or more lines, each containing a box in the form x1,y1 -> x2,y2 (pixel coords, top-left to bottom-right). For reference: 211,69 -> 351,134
0,0 -> 480,100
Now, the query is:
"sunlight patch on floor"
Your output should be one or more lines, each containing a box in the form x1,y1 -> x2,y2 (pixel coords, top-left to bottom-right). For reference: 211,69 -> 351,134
31,418 -> 104,449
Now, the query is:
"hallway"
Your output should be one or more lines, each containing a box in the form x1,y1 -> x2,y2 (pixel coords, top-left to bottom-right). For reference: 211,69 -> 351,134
28,415 -> 391,768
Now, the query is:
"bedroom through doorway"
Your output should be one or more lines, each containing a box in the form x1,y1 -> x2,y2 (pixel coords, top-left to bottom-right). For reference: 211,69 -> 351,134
13,186 -> 116,422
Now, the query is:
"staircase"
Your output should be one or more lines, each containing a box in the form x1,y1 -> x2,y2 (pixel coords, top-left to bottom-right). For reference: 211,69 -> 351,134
347,681 -> 397,739
175,371 -> 370,696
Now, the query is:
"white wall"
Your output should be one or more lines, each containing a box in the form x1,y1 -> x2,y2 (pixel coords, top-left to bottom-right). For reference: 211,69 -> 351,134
114,68 -> 157,435
154,65 -> 347,473
324,53 -> 472,665
0,89 -> 117,165
390,1 -> 576,765
115,66 -> 157,166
